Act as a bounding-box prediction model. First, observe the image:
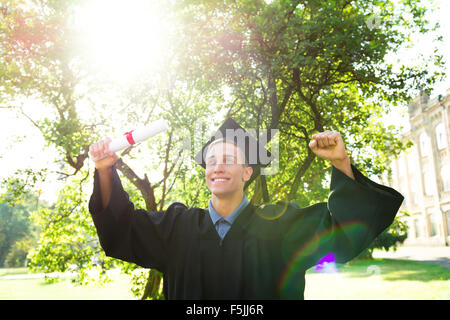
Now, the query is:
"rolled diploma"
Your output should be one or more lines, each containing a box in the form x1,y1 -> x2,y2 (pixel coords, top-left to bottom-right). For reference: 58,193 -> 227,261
91,119 -> 169,161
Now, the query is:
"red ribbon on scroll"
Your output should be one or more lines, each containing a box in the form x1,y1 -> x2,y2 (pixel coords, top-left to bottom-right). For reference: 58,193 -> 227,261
124,130 -> 136,145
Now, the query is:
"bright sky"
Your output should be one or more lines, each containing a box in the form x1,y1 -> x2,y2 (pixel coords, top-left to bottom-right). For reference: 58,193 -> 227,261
0,0 -> 449,204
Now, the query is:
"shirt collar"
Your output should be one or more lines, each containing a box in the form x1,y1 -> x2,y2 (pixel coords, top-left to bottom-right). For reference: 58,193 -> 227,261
208,195 -> 249,225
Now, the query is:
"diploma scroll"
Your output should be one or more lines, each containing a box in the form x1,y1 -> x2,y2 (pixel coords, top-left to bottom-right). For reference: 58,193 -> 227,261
90,119 -> 169,162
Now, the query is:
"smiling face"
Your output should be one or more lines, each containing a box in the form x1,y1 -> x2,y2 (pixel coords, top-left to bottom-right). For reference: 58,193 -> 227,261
205,140 -> 253,199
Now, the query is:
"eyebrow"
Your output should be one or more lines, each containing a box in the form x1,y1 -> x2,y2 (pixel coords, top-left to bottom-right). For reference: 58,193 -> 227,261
206,154 -> 238,160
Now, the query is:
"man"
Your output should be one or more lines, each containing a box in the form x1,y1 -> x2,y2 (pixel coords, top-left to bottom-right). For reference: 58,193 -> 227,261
88,118 -> 403,299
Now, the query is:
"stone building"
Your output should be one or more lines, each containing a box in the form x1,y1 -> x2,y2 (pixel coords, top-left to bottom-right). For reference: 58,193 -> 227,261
386,89 -> 450,246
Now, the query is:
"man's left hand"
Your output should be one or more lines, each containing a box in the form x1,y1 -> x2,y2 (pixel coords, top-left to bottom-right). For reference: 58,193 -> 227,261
308,130 -> 355,180
308,130 -> 347,161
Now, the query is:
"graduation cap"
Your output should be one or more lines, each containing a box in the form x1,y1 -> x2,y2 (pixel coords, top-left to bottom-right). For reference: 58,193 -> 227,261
194,118 -> 274,174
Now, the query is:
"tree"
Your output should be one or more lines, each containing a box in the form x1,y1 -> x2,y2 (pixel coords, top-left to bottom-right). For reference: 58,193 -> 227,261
28,171 -> 118,283
0,202 -> 29,266
4,235 -> 33,267
176,0 -> 445,202
0,167 -> 47,266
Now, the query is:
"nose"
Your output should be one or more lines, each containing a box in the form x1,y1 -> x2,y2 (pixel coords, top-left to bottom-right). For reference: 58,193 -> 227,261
212,162 -> 226,172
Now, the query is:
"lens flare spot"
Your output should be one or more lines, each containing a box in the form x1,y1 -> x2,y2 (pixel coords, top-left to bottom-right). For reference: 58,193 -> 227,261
314,253 -> 338,273
255,200 -> 289,221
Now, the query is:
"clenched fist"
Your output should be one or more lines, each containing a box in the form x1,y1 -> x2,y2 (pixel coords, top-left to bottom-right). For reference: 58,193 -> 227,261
308,130 -> 354,180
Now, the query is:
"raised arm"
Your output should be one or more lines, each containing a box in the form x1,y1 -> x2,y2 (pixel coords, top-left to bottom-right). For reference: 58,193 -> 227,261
279,130 -> 404,271
88,138 -> 186,271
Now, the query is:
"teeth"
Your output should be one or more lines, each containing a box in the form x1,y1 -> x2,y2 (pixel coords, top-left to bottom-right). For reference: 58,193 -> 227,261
214,178 -> 228,182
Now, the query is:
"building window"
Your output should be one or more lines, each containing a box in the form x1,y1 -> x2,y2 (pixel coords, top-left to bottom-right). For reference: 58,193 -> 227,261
420,132 -> 430,157
441,165 -> 450,191
435,123 -> 447,150
423,169 -> 434,196
429,215 -> 439,237
414,218 -> 423,238
410,185 -> 419,205
446,211 -> 450,235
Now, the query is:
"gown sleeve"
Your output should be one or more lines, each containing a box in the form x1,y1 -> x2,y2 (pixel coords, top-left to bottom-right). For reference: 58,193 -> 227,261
280,164 -> 404,270
88,166 -> 186,272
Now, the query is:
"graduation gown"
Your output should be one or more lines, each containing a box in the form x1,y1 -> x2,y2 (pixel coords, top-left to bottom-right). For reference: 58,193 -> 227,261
88,164 -> 404,300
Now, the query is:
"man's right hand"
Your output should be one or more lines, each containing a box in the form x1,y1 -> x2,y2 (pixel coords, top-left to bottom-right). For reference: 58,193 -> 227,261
89,138 -> 119,170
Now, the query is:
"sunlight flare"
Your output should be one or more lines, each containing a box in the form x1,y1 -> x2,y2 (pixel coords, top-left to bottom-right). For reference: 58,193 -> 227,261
75,0 -> 171,81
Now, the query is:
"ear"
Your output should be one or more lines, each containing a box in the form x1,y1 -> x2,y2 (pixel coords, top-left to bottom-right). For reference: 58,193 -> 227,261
242,166 -> 253,182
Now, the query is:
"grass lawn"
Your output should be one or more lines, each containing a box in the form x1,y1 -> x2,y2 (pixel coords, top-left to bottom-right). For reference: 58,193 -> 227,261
304,258 -> 450,300
0,268 -> 135,300
1,258 -> 448,299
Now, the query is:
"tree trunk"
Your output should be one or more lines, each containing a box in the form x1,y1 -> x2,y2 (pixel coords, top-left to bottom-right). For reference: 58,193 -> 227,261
250,175 -> 270,206
287,148 -> 315,200
141,269 -> 162,300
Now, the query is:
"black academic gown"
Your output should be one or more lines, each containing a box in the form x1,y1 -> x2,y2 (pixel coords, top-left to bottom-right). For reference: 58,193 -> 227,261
88,164 -> 404,300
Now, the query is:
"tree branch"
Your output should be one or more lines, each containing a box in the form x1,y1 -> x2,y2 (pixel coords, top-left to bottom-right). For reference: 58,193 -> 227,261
287,146 -> 315,200
292,68 -> 323,132
115,158 -> 157,212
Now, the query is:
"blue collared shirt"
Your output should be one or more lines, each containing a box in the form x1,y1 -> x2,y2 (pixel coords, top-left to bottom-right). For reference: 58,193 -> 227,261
208,195 -> 249,240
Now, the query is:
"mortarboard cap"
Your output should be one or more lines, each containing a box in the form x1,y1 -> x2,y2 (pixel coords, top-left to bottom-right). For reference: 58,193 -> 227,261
194,118 -> 273,172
